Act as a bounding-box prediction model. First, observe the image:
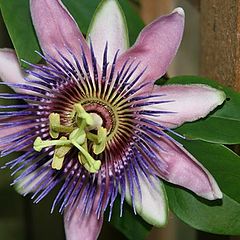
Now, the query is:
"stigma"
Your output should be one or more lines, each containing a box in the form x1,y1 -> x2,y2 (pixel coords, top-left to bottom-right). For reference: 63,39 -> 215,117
33,103 -> 107,173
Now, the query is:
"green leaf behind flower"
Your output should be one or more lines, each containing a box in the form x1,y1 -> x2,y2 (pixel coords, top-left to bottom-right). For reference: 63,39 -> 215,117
165,139 -> 240,235
0,0 -> 42,67
0,0 -> 144,67
165,76 -> 240,144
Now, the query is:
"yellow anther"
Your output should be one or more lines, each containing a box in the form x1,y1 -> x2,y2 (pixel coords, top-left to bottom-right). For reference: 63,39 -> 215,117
93,142 -> 106,155
97,127 -> 107,143
52,125 -> 74,133
52,155 -> 65,170
93,127 -> 107,155
49,113 -> 74,138
49,113 -> 60,139
52,137 -> 72,170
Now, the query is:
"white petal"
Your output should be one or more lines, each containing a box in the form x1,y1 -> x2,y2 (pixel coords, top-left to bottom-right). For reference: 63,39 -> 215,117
15,167 -> 50,195
0,48 -> 25,84
87,0 -> 129,66
125,174 -> 168,227
146,84 -> 226,129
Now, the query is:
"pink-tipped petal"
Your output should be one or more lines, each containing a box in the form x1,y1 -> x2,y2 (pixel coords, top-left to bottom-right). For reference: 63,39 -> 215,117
156,137 -> 222,200
64,191 -> 103,240
115,7 -> 184,87
146,84 -> 226,128
30,0 -> 90,61
64,211 -> 103,240
87,0 -> 129,66
0,49 -> 25,85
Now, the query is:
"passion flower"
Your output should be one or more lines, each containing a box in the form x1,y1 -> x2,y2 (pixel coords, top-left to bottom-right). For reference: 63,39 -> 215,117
0,0 -> 225,239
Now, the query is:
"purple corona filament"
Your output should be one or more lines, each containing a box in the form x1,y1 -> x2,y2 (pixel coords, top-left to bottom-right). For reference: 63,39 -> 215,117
0,45 -> 175,220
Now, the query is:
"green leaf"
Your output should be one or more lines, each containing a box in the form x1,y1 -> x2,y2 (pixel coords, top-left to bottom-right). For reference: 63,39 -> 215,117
166,187 -> 240,235
166,76 -> 240,144
165,139 -> 240,235
0,0 -> 143,67
62,0 -> 100,34
0,0 -> 41,67
108,197 -> 152,240
176,117 -> 240,144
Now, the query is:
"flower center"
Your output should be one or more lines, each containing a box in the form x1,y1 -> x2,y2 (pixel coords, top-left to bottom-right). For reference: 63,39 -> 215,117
80,98 -> 119,139
33,103 -> 108,173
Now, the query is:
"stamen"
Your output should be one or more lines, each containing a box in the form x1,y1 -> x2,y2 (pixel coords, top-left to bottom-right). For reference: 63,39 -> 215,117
33,103 -> 107,173
74,103 -> 94,126
49,113 -> 60,139
93,127 -> 107,155
72,140 -> 101,173
52,137 -> 72,170
33,137 -> 71,152
49,113 -> 74,138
